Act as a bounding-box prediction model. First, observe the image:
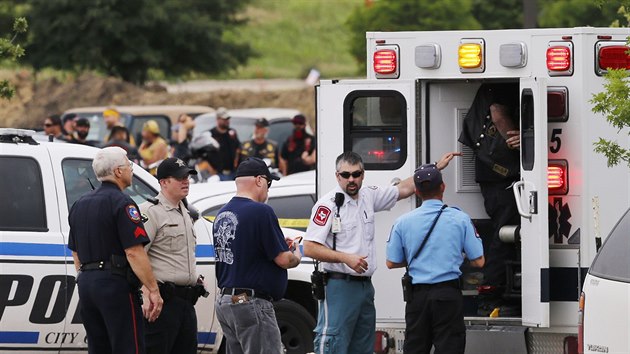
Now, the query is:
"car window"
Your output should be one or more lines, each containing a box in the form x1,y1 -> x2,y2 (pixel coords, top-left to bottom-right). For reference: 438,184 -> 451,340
71,113 -> 129,142
268,121 -> 293,145
62,159 -> 158,209
266,194 -> 315,231
0,157 -> 47,231
589,208 -> 630,283
201,194 -> 315,230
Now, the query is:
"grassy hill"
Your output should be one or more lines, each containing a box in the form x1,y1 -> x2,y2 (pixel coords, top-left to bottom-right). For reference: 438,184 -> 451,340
223,0 -> 362,79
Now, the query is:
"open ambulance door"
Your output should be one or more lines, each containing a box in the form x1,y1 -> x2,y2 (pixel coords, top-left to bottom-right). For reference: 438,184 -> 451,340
515,78 -> 550,327
316,79 -> 417,319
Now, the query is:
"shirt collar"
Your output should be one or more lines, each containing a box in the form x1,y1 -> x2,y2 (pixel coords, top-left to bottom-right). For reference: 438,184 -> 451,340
420,199 -> 444,209
156,192 -> 182,211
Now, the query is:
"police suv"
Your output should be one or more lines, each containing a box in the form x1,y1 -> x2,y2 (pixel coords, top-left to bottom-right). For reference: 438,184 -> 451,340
0,129 -> 314,354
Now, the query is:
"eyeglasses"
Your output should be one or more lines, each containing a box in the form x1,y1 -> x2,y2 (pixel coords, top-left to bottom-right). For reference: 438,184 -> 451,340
259,175 -> 272,188
337,170 -> 363,179
118,161 -> 133,171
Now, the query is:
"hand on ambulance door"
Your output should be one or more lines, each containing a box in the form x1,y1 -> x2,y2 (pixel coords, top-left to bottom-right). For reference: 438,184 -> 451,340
435,151 -> 462,170
506,130 -> 520,150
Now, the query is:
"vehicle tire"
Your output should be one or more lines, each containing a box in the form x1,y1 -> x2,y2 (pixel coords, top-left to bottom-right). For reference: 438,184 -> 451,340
274,299 -> 316,354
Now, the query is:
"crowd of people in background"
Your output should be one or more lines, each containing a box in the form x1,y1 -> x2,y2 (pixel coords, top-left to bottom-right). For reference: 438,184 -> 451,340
41,107 -> 316,181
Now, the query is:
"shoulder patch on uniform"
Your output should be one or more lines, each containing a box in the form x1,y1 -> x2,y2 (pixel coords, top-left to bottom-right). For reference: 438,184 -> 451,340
126,204 -> 141,223
313,205 -> 332,226
471,221 -> 480,238
368,185 -> 378,190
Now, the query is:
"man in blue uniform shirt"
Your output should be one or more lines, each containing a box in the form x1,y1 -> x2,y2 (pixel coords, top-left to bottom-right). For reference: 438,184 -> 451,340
386,164 -> 484,354
68,147 -> 163,354
213,157 -> 302,353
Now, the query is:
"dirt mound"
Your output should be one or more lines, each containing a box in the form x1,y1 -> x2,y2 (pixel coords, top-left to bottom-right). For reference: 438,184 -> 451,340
0,71 -> 316,129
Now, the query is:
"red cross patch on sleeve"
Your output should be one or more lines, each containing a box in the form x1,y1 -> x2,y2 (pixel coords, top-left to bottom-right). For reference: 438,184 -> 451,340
313,205 -> 332,226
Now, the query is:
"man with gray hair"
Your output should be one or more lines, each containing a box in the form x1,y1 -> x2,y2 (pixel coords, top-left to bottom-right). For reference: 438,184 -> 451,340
68,146 -> 163,354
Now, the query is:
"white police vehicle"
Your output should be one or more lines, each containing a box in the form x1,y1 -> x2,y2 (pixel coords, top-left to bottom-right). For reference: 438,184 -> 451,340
0,129 -> 314,353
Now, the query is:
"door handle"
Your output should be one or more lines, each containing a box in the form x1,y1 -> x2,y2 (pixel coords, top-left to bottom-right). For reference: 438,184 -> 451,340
512,180 -> 537,220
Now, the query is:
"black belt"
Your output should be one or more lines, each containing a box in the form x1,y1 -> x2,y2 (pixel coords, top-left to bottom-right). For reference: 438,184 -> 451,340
80,261 -> 111,271
326,271 -> 371,282
412,279 -> 460,291
159,282 -> 199,303
221,287 -> 274,302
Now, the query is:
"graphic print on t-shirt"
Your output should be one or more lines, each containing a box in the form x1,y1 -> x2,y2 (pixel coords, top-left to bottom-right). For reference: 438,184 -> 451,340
214,211 -> 238,264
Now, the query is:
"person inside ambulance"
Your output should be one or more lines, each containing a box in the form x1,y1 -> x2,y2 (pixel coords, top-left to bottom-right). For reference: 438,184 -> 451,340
458,82 -> 521,316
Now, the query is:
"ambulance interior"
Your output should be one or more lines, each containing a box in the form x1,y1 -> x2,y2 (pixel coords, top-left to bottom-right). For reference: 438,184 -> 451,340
424,79 -> 522,317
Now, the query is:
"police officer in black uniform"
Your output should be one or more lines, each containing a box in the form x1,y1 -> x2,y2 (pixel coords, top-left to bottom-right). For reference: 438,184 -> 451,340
68,146 -> 163,354
458,83 -> 521,315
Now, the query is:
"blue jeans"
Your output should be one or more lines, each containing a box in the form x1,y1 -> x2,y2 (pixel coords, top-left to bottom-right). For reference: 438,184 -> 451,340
215,295 -> 282,354
314,278 -> 376,354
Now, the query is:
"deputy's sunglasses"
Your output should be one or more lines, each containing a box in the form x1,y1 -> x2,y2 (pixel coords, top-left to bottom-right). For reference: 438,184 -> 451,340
338,170 -> 363,179
259,175 -> 272,188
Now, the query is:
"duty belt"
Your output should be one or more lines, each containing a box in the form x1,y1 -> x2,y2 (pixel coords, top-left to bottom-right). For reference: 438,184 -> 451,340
159,282 -> 200,304
412,279 -> 460,291
326,271 -> 371,282
80,261 -> 111,271
221,287 -> 274,302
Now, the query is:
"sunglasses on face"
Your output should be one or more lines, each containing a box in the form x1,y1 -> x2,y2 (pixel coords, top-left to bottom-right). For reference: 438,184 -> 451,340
259,175 -> 272,188
338,170 -> 363,179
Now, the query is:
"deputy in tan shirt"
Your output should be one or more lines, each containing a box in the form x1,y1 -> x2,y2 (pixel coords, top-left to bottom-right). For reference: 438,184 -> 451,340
139,157 -> 199,354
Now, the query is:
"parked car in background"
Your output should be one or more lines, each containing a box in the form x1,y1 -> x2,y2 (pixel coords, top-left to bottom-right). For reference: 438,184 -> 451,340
188,170 -> 315,231
580,207 -> 630,354
192,107 -> 310,145
62,105 -> 214,144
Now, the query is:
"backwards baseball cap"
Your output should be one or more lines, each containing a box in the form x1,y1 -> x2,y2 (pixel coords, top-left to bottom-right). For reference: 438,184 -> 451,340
235,157 -> 280,181
255,118 -> 269,128
414,164 -> 443,191
292,114 -> 306,125
75,117 -> 90,127
157,157 -> 198,180
216,107 -> 230,120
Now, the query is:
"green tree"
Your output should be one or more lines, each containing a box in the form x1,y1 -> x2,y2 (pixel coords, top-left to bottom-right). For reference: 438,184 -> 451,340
0,16 -> 27,99
471,0 -> 523,30
346,0 -> 481,71
538,0 -> 624,28
24,0 -> 252,84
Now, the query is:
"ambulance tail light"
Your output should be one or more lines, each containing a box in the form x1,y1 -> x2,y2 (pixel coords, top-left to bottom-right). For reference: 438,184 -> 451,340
373,45 -> 400,79
547,43 -> 574,76
548,160 -> 568,195
458,39 -> 485,73
548,87 -> 569,122
596,44 -> 630,75
577,292 -> 585,354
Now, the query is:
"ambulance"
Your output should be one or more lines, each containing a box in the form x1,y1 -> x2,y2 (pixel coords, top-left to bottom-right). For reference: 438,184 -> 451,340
316,27 -> 630,353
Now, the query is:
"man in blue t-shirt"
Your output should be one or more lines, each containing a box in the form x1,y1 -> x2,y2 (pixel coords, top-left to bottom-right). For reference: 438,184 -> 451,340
386,164 -> 484,354
213,157 -> 302,353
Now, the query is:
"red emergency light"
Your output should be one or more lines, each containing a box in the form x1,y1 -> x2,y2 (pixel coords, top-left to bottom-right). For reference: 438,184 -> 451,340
374,49 -> 397,75
598,45 -> 630,70
546,46 -> 572,71
548,160 -> 568,195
